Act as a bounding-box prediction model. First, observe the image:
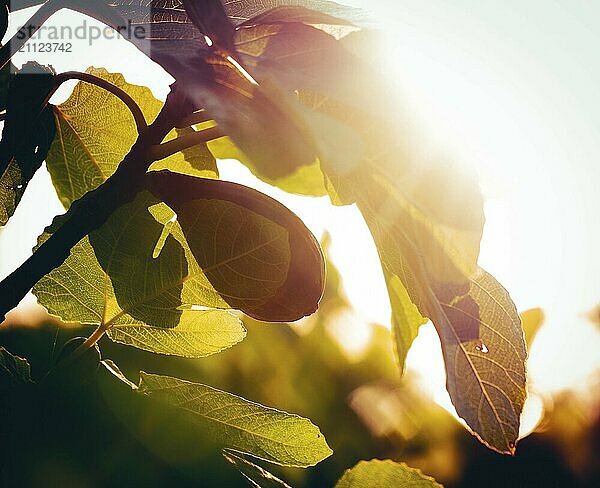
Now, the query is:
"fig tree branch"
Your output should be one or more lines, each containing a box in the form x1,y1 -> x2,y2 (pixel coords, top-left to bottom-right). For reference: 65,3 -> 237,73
0,87 -> 184,322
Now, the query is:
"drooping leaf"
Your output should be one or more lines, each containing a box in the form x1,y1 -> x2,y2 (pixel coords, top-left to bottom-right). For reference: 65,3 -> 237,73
335,460 -> 443,488
138,372 -> 333,467
0,347 -> 33,389
146,170 -> 325,322
223,449 -> 292,488
45,67 -> 217,208
0,62 -> 56,225
33,192 -> 246,358
356,173 -> 525,453
437,269 -> 527,454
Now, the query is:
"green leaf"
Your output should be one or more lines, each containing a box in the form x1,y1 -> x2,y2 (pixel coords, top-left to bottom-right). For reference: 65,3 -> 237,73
45,67 -> 217,208
207,135 -> 327,197
138,372 -> 333,467
386,274 -> 428,374
0,347 -> 33,389
33,192 -> 246,358
107,310 -> 246,358
355,175 -> 525,453
335,460 -> 443,488
438,269 -> 527,455
146,171 -> 325,322
223,449 -> 292,487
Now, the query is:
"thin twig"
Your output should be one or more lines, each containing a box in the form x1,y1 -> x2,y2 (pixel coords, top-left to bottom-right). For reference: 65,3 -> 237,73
175,110 -> 213,128
149,126 -> 224,161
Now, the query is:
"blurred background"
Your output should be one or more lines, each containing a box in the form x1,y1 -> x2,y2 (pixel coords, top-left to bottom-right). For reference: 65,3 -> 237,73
1,1 -> 599,486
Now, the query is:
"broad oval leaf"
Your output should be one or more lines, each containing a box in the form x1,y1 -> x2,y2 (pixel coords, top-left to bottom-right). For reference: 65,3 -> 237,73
358,176 -> 525,453
146,170 -> 325,322
138,372 -> 333,467
107,310 -> 246,358
33,192 -> 246,358
335,460 -> 443,488
438,269 -> 527,455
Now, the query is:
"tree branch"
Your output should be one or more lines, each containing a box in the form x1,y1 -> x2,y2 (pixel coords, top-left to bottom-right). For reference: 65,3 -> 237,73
0,88 -> 184,321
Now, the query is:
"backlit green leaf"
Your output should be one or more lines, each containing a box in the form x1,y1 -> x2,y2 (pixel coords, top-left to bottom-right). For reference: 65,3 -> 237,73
386,274 -> 428,373
335,460 -> 443,488
45,67 -> 217,208
138,372 -> 333,467
33,192 -> 246,358
107,310 -> 246,358
438,269 -> 527,454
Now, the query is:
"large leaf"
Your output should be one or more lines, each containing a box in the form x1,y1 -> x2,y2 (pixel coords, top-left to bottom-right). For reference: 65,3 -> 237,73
0,347 -> 33,389
335,460 -> 443,488
33,192 -> 246,358
146,170 -> 325,322
107,310 -> 246,358
223,449 -> 292,487
138,372 -> 333,467
45,67 -> 217,208
0,62 -> 56,225
438,269 -> 527,454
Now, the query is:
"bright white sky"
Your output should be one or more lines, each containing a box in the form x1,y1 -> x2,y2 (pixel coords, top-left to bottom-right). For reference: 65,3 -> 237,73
1,1 -> 599,432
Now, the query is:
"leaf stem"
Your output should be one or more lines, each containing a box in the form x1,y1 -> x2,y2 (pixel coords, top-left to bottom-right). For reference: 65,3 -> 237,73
52,71 -> 148,133
149,126 -> 224,161
175,110 -> 213,128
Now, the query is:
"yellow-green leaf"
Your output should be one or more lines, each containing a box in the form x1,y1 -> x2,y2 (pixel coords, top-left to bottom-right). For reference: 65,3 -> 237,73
335,460 -> 443,488
46,67 -> 217,208
386,274 -> 428,374
32,192 -> 246,358
138,372 -> 333,467
106,310 -> 246,358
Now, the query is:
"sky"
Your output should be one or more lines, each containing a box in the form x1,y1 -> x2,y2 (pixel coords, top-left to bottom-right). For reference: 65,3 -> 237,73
1,0 -> 599,433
